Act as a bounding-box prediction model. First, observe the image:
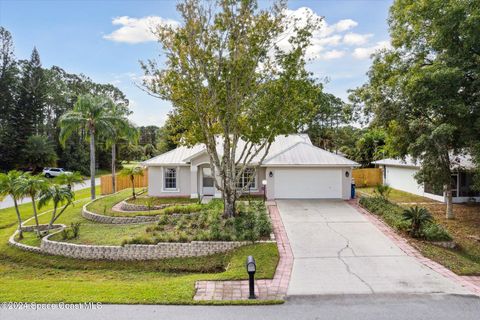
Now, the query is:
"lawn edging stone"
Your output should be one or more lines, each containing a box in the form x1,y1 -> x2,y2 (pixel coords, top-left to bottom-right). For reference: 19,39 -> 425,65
82,202 -> 159,224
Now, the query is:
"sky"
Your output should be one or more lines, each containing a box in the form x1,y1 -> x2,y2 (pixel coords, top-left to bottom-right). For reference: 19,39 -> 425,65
0,0 -> 393,127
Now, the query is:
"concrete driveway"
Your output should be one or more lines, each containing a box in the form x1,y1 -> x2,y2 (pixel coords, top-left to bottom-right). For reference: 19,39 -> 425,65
277,200 -> 470,296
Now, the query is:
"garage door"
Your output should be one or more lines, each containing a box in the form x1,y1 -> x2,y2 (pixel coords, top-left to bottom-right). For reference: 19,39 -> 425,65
273,168 -> 342,199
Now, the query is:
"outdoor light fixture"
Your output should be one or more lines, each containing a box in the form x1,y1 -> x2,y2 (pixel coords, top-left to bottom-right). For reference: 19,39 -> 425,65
345,171 -> 350,178
262,180 -> 267,203
269,171 -> 273,178
246,255 -> 256,299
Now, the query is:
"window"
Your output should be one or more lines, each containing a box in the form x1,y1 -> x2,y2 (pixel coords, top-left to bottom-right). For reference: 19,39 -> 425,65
164,168 -> 177,189
237,168 -> 256,190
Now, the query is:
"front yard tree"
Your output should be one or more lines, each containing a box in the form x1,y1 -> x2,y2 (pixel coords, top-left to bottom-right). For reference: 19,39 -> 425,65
55,171 -> 84,191
120,166 -> 144,200
0,171 -> 26,238
351,0 -> 480,219
59,94 -> 119,200
103,101 -> 136,193
22,135 -> 57,173
38,184 -> 74,229
17,173 -> 49,236
142,0 -> 321,217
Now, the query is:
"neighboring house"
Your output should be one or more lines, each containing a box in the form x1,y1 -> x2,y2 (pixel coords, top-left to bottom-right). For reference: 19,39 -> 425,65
373,156 -> 480,203
142,134 -> 359,200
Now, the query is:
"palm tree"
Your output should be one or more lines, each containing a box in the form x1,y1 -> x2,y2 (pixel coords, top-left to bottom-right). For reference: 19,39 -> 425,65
17,173 -> 49,236
59,94 -> 119,200
103,101 -> 137,193
55,171 -> 84,191
38,184 -> 74,229
120,166 -> 144,199
0,171 -> 27,238
402,206 -> 433,238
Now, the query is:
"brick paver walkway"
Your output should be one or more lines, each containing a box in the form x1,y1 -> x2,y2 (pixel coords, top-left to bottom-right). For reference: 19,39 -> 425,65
194,203 -> 294,301
348,199 -> 480,296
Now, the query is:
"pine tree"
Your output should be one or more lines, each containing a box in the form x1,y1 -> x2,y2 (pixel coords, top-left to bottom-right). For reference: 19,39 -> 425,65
0,27 -> 20,170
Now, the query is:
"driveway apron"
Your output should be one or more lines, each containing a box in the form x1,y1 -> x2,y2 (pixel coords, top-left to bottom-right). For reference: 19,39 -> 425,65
276,200 -> 470,296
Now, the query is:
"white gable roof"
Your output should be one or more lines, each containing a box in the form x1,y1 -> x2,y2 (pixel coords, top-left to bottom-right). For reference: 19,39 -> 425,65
372,154 -> 474,170
264,142 -> 359,167
143,134 -> 358,167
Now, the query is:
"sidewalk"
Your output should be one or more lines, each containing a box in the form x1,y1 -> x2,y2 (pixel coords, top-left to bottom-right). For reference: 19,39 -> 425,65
193,203 -> 293,301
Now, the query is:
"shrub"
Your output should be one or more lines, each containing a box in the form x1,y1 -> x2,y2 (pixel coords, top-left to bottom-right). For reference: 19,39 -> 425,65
359,196 -> 409,231
423,223 -> 452,242
60,223 -> 81,240
402,206 -> 433,238
374,184 -> 391,199
162,204 -> 202,215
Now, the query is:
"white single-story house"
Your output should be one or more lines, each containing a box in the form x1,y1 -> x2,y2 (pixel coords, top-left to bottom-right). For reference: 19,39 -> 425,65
142,134 -> 359,200
373,156 -> 480,203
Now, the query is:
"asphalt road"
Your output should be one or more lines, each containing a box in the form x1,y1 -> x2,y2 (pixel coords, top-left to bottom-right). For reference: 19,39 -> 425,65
1,294 -> 479,320
0,178 -> 100,209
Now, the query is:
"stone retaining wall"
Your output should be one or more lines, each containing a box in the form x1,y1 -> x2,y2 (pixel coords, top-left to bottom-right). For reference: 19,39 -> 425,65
82,204 -> 159,224
40,234 -> 266,260
119,200 -> 168,212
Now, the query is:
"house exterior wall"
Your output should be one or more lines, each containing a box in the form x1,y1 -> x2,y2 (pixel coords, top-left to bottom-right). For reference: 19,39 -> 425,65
147,166 -> 191,197
381,165 -> 480,203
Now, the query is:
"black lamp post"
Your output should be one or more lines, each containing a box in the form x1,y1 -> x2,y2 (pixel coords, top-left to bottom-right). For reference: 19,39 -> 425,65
246,255 -> 256,299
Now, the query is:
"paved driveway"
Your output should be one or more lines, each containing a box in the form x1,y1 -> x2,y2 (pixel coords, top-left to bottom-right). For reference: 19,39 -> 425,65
277,200 -> 470,296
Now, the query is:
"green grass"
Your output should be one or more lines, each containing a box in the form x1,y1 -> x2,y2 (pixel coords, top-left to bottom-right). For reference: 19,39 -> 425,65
86,189 -> 204,217
0,185 -> 280,304
359,193 -> 480,275
127,196 -> 198,206
357,187 -> 438,204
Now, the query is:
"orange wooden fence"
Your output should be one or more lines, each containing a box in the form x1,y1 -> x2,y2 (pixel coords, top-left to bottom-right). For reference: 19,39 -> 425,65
352,168 -> 383,187
100,169 -> 148,195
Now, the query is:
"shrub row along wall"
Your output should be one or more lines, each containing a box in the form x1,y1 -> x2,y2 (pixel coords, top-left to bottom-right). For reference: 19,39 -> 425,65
40,235 -> 269,260
82,204 -> 159,224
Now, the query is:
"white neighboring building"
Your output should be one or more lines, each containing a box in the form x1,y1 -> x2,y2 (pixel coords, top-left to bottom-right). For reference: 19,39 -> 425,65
372,156 -> 480,203
142,134 -> 359,200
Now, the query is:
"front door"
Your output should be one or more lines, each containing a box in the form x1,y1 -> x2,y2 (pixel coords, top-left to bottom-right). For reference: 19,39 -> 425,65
202,167 -> 215,196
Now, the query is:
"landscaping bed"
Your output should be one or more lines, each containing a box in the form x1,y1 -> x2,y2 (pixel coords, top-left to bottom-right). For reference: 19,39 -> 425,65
1,189 -> 280,304
359,194 -> 480,275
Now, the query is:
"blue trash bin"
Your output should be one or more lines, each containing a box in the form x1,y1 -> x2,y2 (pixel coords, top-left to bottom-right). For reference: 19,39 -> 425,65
351,183 -> 356,199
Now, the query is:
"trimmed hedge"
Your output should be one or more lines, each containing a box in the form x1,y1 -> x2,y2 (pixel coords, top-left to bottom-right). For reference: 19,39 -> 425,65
359,196 -> 451,242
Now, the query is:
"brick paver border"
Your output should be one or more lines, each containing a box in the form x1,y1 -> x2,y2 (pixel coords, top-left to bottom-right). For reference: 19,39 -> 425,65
347,199 -> 480,296
194,202 -> 294,301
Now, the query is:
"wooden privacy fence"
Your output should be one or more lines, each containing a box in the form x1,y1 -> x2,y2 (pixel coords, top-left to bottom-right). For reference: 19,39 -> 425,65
100,169 -> 148,195
352,168 -> 383,187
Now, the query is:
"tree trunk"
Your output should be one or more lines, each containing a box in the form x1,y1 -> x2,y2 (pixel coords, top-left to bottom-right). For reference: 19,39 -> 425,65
90,131 -> 96,200
31,197 -> 40,236
223,181 -> 236,218
49,204 -> 57,229
131,176 -> 135,199
13,198 -> 23,239
111,144 -> 116,193
445,184 -> 454,219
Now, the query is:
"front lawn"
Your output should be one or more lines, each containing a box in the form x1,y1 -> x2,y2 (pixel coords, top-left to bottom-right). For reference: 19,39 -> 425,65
126,195 -> 198,206
2,186 -> 280,304
359,189 -> 480,275
357,187 -> 438,204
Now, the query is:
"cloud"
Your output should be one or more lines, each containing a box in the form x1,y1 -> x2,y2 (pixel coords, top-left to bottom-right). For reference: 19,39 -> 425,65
104,16 -> 179,43
277,8 -> 361,60
319,50 -> 346,60
343,32 -> 373,46
352,41 -> 391,59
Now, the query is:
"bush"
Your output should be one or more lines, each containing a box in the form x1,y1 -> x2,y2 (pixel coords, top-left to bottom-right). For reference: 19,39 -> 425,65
359,196 -> 409,231
61,223 -> 81,240
162,204 -> 202,215
402,206 -> 433,238
374,184 -> 391,199
360,196 -> 452,242
423,223 -> 452,242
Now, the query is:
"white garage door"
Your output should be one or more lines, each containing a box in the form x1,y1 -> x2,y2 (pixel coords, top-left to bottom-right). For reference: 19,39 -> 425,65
274,168 -> 342,199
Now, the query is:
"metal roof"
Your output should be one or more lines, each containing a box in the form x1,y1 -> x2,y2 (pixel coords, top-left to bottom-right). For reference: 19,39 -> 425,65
372,154 -> 474,170
263,142 -> 360,167
143,134 -> 358,167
